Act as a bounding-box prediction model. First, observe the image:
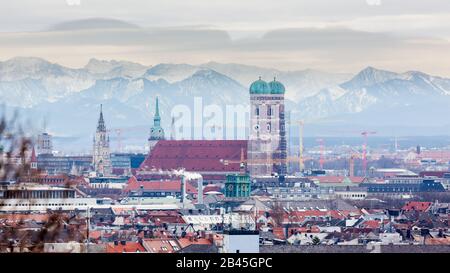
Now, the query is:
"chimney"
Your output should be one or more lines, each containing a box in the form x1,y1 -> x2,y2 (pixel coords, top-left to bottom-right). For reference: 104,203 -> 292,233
197,176 -> 204,205
120,240 -> 126,246
114,241 -> 118,246
180,176 -> 186,204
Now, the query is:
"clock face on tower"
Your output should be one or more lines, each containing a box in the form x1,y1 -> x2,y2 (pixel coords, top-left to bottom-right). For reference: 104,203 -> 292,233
228,184 -> 234,191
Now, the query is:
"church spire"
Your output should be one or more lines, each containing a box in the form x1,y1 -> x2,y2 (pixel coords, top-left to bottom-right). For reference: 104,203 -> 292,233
149,97 -> 165,143
97,104 -> 106,132
153,97 -> 161,127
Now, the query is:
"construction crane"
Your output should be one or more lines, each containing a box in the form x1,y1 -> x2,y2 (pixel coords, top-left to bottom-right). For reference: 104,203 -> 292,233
346,145 -> 362,177
220,148 -> 247,173
349,153 -> 362,178
361,131 -> 376,176
219,148 -> 310,174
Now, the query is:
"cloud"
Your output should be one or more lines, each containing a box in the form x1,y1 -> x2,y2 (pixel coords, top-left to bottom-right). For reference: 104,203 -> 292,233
0,18 -> 449,76
48,18 -> 140,31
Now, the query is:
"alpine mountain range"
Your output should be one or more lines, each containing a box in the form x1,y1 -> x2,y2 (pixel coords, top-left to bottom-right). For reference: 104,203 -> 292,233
1,56 -> 450,152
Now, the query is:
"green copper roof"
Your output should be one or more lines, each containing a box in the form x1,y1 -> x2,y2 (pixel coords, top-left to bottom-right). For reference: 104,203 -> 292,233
249,77 -> 270,94
268,77 -> 285,94
150,97 -> 165,140
250,77 -> 285,94
154,97 -> 160,119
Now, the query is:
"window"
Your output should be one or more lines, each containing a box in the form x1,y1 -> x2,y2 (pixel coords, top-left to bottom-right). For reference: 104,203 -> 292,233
255,106 -> 259,116
267,106 -> 272,116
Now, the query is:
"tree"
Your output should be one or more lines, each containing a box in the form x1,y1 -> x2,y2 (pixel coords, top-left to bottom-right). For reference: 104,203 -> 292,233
270,201 -> 286,227
0,109 -> 85,252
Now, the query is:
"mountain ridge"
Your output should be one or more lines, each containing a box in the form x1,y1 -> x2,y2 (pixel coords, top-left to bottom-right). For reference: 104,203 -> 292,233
1,56 -> 450,146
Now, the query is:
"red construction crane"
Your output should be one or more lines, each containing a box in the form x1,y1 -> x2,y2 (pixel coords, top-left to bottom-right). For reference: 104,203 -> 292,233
361,131 -> 376,176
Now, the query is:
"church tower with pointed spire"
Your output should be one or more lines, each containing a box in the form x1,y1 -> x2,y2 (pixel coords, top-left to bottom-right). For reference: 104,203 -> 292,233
148,97 -> 165,152
93,104 -> 112,176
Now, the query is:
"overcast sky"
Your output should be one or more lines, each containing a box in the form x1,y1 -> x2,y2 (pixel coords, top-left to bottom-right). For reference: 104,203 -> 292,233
1,0 -> 450,75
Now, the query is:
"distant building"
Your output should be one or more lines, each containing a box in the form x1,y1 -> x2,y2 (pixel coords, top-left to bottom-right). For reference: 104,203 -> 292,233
37,154 -> 92,175
247,77 -> 287,178
89,176 -> 129,189
18,173 -> 86,187
222,230 -> 259,253
362,177 -> 445,197
110,153 -> 131,175
307,176 -> 365,190
36,132 -> 53,155
124,176 -> 196,198
93,105 -> 112,176
334,187 -> 368,200
0,183 -> 96,211
148,97 -> 165,153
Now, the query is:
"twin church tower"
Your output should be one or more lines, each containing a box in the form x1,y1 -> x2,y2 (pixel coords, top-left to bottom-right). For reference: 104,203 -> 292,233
92,77 -> 286,178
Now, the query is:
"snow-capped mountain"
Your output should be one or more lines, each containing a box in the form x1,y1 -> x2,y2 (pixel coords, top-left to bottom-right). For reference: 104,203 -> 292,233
201,62 -> 352,101
2,57 -> 450,148
84,58 -> 150,79
340,66 -> 399,90
0,57 -> 95,106
296,66 -> 450,125
4,63 -> 248,139
143,63 -> 201,83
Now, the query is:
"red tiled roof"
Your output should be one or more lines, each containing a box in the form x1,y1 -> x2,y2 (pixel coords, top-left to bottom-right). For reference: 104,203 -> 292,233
177,238 -> 213,249
204,184 -> 222,193
272,227 -> 287,240
419,171 -> 449,178
281,209 -> 347,223
106,242 -> 146,253
0,213 -> 50,223
89,230 -> 102,240
348,177 -> 365,183
143,239 -> 181,253
419,150 -> 450,160
139,140 -> 247,172
402,201 -> 432,212
124,176 -> 197,194
361,220 -> 381,229
425,237 -> 450,245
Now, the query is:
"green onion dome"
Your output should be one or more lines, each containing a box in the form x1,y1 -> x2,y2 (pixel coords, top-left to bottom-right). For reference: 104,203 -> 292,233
249,77 -> 271,94
268,77 -> 285,94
